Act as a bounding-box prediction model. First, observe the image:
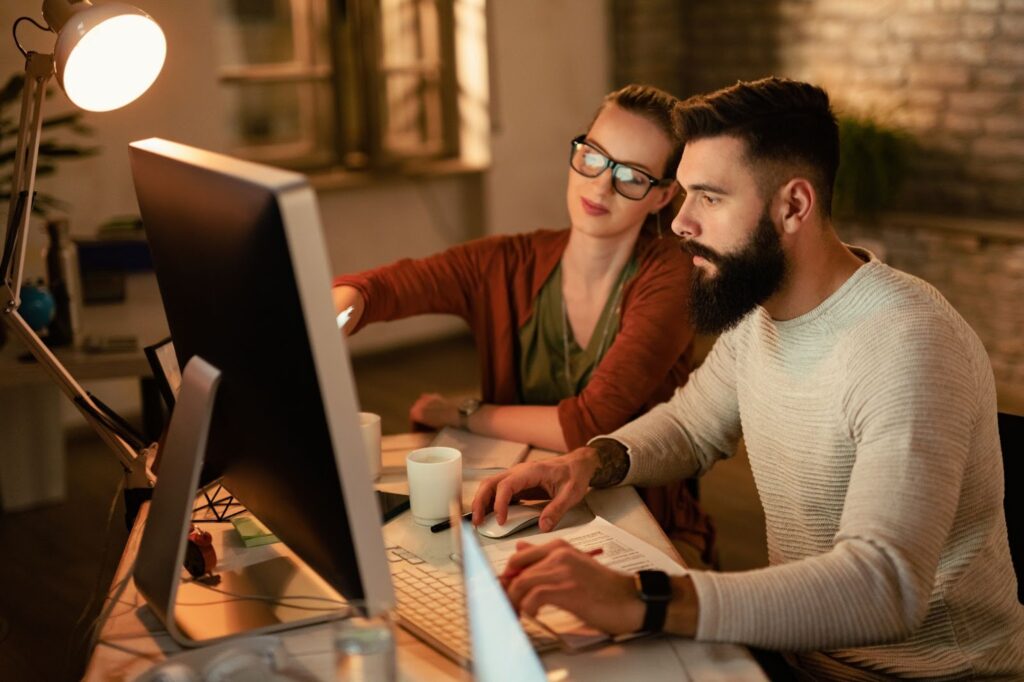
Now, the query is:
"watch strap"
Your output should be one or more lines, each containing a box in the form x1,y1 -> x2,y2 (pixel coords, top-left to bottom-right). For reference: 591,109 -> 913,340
636,569 -> 671,633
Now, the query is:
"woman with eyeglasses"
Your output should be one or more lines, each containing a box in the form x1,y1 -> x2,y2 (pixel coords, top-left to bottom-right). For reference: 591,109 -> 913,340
333,84 -> 713,565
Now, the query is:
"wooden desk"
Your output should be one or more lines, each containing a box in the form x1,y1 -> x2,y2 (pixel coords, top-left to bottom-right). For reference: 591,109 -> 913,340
84,435 -> 766,681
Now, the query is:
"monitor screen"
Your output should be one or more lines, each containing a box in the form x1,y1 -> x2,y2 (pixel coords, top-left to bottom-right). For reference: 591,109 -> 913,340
129,138 -> 392,612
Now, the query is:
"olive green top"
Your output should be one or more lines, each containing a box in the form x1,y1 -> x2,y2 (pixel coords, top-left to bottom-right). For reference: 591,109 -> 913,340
518,257 -> 638,404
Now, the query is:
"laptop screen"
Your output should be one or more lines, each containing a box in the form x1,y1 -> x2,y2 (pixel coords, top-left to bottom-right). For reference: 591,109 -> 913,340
459,519 -> 548,682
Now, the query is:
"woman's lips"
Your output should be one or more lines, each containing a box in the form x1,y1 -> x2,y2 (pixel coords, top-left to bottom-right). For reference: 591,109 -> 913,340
581,197 -> 609,216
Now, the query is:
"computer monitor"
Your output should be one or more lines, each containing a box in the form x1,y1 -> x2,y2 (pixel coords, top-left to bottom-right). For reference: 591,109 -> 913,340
128,138 -> 393,641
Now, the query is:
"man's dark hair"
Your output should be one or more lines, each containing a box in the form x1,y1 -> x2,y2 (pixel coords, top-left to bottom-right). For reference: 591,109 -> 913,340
673,77 -> 839,217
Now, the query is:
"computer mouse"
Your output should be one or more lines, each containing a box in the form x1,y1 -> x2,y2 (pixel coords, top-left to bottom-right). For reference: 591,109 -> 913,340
476,504 -> 542,539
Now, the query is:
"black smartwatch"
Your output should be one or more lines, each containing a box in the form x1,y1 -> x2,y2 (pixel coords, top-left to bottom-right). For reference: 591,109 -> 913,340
634,569 -> 672,632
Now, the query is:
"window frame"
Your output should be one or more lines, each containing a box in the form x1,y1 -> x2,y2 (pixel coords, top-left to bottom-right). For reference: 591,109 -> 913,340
214,0 -> 463,174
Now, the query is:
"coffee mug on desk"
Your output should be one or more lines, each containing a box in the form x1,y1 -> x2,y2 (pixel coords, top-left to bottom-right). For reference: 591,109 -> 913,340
406,446 -> 462,526
359,412 -> 382,480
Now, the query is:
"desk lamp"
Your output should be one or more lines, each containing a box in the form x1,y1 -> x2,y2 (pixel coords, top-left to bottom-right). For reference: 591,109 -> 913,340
1,0 -> 166,503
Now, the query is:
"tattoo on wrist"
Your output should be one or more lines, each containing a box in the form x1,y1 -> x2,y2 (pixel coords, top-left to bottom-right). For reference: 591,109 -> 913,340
589,438 -> 630,488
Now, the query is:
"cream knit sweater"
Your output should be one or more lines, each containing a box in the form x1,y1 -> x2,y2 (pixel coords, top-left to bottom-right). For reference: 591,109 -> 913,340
611,252 -> 1024,679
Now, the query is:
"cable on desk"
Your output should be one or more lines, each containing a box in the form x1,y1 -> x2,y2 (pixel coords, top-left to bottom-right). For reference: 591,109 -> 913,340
181,579 -> 358,613
87,555 -> 139,657
101,599 -> 149,624
65,476 -> 126,679
85,550 -> 361,669
100,629 -> 173,643
94,637 -> 167,662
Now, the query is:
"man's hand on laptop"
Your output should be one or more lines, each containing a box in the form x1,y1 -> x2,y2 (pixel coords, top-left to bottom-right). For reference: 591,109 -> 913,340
471,446 -> 600,532
501,538 -> 644,635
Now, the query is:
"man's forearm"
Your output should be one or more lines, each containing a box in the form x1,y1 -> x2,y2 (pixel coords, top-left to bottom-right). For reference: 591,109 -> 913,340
588,438 -> 631,488
664,575 -> 699,637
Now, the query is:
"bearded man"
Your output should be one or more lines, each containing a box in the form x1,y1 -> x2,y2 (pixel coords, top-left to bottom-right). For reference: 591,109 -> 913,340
471,77 -> 1024,680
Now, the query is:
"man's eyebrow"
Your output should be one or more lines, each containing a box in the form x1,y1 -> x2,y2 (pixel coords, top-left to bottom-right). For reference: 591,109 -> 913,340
679,182 -> 730,195
584,136 -> 657,176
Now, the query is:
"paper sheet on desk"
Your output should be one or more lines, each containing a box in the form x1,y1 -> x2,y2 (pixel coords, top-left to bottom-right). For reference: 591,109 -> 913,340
482,516 -> 686,650
378,428 -> 529,477
430,427 -> 530,471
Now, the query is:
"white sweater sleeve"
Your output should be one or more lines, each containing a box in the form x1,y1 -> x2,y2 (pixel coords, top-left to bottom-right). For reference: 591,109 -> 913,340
609,327 -> 743,487
689,311 -> 981,649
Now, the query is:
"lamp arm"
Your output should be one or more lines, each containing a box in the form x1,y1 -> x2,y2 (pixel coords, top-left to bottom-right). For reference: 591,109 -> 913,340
2,51 -> 52,304
1,310 -> 149,472
0,49 -> 155,492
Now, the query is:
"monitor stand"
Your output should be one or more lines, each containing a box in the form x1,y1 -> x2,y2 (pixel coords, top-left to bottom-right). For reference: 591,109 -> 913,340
133,356 -> 349,647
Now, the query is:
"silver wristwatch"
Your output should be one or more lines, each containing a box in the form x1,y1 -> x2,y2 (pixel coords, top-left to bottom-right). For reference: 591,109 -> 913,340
457,397 -> 482,430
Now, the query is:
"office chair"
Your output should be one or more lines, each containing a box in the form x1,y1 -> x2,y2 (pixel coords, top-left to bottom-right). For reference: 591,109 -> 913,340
998,411 -> 1023,604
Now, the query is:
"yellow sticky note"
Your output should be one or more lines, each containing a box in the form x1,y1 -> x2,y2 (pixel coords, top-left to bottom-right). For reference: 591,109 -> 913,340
231,515 -> 280,547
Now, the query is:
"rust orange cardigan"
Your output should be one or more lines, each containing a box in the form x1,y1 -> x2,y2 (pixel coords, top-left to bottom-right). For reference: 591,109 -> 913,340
334,228 -> 714,556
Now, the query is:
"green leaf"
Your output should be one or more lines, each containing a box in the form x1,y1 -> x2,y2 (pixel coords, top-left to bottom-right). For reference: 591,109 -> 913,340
37,142 -> 99,158
0,68 -> 100,216
833,114 -> 911,220
0,75 -> 24,108
31,193 -> 68,216
41,112 -> 85,129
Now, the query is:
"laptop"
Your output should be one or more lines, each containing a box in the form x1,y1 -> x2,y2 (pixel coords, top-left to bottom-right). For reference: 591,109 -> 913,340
386,505 -> 555,680
459,516 -> 551,682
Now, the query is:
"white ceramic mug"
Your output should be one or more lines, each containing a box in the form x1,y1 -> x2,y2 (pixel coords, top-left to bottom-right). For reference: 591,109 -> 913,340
359,412 -> 382,480
406,446 -> 462,526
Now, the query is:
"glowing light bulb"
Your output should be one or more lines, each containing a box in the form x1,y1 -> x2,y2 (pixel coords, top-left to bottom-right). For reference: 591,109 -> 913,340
54,4 -> 165,112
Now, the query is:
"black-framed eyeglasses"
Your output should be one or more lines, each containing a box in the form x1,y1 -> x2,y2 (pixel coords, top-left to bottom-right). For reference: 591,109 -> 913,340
569,135 -> 671,201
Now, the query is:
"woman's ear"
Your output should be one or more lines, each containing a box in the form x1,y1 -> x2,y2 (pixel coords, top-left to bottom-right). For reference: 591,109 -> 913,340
652,182 -> 681,213
778,178 -> 814,235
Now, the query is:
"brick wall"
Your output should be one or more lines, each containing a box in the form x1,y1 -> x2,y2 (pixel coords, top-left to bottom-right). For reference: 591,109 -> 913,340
612,0 -> 1024,218
611,0 -> 1024,410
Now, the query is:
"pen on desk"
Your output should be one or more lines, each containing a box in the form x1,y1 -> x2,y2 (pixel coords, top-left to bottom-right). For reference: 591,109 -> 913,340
502,547 -> 604,582
430,512 -> 473,533
336,305 -> 354,329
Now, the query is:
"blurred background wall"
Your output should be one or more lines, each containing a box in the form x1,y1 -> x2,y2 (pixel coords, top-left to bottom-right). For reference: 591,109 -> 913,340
0,0 -> 612,425
612,0 -> 1024,410
1,0 -> 1021,426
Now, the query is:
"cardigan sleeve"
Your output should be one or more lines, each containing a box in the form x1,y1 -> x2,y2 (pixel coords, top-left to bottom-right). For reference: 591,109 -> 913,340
556,239 -> 696,449
333,235 -> 511,330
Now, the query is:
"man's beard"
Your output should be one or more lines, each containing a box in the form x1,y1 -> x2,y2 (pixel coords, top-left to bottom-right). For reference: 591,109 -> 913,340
684,209 -> 787,335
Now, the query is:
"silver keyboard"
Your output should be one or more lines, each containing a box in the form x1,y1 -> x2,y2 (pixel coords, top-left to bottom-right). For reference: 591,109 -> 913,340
386,545 -> 561,666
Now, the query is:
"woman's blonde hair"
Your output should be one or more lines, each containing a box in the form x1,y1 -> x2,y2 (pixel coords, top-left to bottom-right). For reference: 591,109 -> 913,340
589,84 -> 683,236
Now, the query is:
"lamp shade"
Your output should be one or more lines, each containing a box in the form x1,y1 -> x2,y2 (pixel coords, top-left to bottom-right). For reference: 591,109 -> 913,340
51,2 -> 166,112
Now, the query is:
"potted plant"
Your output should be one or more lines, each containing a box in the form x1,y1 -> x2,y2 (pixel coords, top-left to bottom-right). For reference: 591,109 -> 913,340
833,114 -> 911,221
1,72 -> 96,348
1,72 -> 97,217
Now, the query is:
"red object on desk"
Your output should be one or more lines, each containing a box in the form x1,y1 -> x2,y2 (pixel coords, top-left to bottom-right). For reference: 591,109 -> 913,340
183,524 -> 217,578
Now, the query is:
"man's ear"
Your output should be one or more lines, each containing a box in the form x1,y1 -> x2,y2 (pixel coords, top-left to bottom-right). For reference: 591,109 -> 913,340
777,178 -> 815,234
